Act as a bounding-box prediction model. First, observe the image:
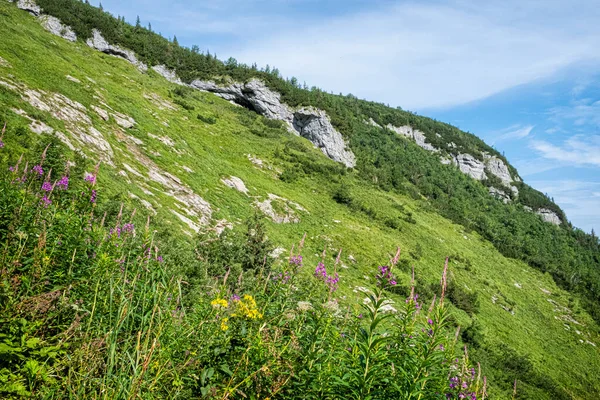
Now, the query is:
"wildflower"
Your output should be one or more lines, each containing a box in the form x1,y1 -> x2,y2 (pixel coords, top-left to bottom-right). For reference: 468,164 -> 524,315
41,181 -> 52,192
40,195 -> 51,208
32,165 -> 43,176
428,318 -> 433,325
56,176 -> 69,190
211,298 -> 228,309
123,223 -> 134,232
297,301 -> 313,312
376,265 -> 397,287
90,189 -> 97,203
157,255 -> 163,263
220,317 -> 229,331
289,255 -> 303,267
8,166 -> 14,172
231,294 -> 241,302
314,262 -> 327,278
232,295 -> 262,319
0,140 -> 4,148
84,174 -> 96,184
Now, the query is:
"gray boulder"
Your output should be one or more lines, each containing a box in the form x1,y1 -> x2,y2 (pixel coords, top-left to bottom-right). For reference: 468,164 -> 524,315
152,65 -> 184,85
38,15 -> 76,41
489,187 -> 511,203
86,29 -> 147,72
17,0 -> 41,15
293,107 -> 356,167
455,154 -> 487,180
536,208 -> 561,225
484,155 -> 512,186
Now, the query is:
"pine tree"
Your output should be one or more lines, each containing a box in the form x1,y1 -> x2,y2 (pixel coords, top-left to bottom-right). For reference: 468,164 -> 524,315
148,22 -> 152,31
136,16 -> 141,28
173,35 -> 179,46
99,2 -> 103,10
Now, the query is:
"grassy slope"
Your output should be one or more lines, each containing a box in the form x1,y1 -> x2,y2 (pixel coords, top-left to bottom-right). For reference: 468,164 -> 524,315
1,4 -> 599,398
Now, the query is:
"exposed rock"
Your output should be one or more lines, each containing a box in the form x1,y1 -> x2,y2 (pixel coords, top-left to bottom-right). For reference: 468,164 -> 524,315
365,118 -> 382,128
247,154 -> 264,168
151,65 -> 184,85
213,219 -> 233,235
38,15 -> 76,41
29,120 -> 53,134
147,132 -> 174,146
536,208 -> 561,225
171,210 -> 200,233
413,130 -> 438,152
0,56 -> 11,68
489,187 -> 510,204
111,111 -> 135,128
510,185 -> 519,197
455,154 -> 487,180
523,205 -> 533,212
292,107 -> 356,167
181,166 -> 194,173
190,79 -> 356,167
484,155 -> 512,186
17,0 -> 41,16
91,105 -> 109,121
440,156 -> 454,165
255,193 -> 305,223
86,29 -> 147,72
65,75 -> 81,83
221,176 -> 248,194
386,124 -> 413,138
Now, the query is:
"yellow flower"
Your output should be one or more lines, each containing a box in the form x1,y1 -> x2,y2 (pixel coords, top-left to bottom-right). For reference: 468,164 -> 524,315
211,298 -> 228,309
233,294 -> 263,320
220,317 -> 229,331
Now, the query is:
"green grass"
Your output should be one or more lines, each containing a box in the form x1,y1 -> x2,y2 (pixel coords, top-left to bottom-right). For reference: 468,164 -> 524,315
1,3 -> 599,398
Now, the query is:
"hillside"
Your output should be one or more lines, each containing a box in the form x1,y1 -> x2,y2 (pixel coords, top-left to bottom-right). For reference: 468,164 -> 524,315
1,1 -> 600,399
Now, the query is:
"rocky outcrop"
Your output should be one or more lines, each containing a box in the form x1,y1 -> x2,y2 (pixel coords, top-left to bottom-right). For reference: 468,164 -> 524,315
386,124 -> 437,152
151,65 -> 184,85
536,208 -> 561,225
484,154 -> 512,186
86,29 -> 147,72
489,187 -> 510,204
455,154 -> 487,180
38,15 -> 76,41
292,107 -> 356,167
17,0 -> 41,16
190,79 -> 356,167
254,193 -> 306,223
221,176 -> 248,194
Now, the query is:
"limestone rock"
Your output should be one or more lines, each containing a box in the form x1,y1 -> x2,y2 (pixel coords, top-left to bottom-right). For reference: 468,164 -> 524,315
190,79 -> 356,167
455,154 -> 487,180
365,118 -> 382,128
254,194 -> 306,224
292,107 -> 356,167
536,208 -> 561,225
484,155 -> 512,186
386,124 -> 413,138
221,176 -> 248,194
151,65 -> 184,85
17,0 -> 41,16
86,29 -> 147,72
65,75 -> 81,83
29,120 -> 53,134
489,187 -> 510,204
387,124 -> 437,152
0,56 -> 11,68
111,111 -> 135,128
91,105 -> 109,121
38,15 -> 76,41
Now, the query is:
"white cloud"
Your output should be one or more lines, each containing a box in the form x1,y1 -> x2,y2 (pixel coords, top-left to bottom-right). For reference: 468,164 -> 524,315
530,135 -> 600,166
491,125 -> 534,143
225,0 -> 600,110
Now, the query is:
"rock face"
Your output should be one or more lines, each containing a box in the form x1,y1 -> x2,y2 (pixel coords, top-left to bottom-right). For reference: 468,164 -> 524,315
292,107 -> 356,167
221,176 -> 248,194
17,0 -> 41,16
489,187 -> 510,204
484,155 -> 512,186
151,65 -> 183,85
190,79 -> 356,167
38,15 -> 76,41
536,208 -> 561,225
386,124 -> 437,152
455,154 -> 487,180
86,29 -> 147,72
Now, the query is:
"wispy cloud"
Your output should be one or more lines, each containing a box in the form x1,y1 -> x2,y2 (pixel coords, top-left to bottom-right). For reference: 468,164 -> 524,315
491,125 -> 534,143
530,135 -> 600,166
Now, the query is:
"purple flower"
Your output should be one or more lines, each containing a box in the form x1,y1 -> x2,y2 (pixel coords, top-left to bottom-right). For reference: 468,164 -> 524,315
40,195 -> 51,208
428,318 -> 433,325
289,255 -> 303,267
0,140 -> 4,148
84,174 -> 96,184
56,176 -> 69,190
123,223 -> 134,232
8,166 -> 14,172
157,255 -> 163,263
41,181 -> 52,192
231,294 -> 240,301
90,189 -> 97,203
32,165 -> 43,176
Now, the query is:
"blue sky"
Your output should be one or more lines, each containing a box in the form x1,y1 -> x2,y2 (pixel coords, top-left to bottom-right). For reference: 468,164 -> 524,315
97,0 -> 600,233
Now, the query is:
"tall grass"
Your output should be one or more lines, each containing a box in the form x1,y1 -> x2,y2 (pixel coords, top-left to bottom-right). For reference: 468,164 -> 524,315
0,132 -> 486,399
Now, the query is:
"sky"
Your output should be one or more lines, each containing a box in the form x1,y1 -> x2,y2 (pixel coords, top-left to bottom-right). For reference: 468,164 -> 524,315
96,0 -> 600,233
